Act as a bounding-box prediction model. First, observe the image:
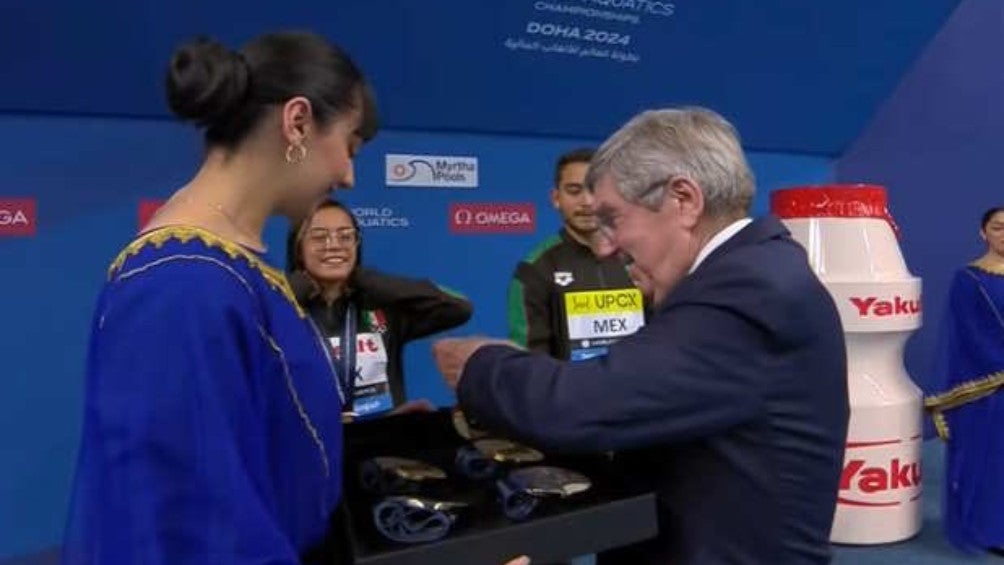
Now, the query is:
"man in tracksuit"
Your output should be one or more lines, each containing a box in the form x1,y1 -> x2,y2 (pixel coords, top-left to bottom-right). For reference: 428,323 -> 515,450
507,148 -> 644,362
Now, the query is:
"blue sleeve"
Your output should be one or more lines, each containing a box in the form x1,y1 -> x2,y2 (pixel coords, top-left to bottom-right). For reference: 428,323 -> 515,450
458,304 -> 766,452
935,269 -> 1004,388
927,269 -> 1004,440
64,259 -> 301,564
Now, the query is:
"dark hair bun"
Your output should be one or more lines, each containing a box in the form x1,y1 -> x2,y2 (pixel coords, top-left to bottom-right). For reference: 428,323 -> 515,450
166,37 -> 250,128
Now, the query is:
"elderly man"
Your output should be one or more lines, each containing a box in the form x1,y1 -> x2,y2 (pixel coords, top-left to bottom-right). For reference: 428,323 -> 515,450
433,107 -> 849,564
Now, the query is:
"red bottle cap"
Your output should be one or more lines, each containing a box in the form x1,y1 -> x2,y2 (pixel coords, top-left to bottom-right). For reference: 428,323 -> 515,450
770,184 -> 900,238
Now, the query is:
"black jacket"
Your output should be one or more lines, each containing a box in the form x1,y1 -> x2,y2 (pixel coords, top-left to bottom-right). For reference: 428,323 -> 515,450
290,268 -> 472,409
461,216 -> 850,564
507,228 -> 638,360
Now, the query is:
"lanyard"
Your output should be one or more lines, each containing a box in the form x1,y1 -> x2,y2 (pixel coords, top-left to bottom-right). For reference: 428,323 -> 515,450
338,301 -> 359,404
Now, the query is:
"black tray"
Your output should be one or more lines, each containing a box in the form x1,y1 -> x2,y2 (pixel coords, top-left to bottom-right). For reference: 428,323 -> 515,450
339,409 -> 658,565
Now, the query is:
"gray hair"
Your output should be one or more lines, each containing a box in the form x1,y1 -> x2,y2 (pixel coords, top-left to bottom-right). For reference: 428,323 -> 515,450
586,107 -> 755,217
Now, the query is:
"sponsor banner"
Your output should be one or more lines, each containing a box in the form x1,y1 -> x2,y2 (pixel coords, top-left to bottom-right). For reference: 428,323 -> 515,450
351,206 -> 411,229
138,199 -> 166,231
0,198 -> 37,236
449,202 -> 535,234
386,154 -> 478,188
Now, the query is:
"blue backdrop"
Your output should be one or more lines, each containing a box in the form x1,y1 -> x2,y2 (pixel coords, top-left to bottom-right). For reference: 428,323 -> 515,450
1,0 -> 959,154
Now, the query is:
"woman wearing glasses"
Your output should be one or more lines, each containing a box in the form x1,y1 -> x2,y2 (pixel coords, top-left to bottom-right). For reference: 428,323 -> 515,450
287,199 -> 472,419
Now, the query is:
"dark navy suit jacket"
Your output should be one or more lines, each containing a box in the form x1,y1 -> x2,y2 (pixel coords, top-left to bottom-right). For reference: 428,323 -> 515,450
459,216 -> 849,564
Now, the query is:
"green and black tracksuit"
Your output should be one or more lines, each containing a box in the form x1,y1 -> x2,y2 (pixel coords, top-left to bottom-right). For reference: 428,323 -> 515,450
507,228 -> 641,361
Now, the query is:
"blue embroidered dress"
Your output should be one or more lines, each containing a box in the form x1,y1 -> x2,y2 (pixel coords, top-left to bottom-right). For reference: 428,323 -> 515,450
63,227 -> 345,564
926,260 -> 1004,552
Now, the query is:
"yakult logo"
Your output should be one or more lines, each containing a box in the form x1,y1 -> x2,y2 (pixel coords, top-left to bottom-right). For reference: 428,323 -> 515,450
849,296 -> 921,317
0,198 -> 37,236
838,439 -> 922,507
449,202 -> 536,234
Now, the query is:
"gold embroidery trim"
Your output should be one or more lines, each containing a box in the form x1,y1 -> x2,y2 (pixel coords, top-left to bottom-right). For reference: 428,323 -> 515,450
924,370 -> 1004,441
109,227 -> 330,477
258,325 -> 330,479
970,258 -> 1004,276
932,412 -> 949,441
108,226 -> 304,317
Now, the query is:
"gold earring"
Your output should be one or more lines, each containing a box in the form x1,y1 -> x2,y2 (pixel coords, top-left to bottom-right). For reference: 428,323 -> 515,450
285,143 -> 307,165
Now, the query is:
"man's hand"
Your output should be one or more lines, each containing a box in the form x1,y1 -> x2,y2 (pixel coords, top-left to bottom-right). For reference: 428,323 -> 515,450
432,337 -> 518,389
390,398 -> 436,415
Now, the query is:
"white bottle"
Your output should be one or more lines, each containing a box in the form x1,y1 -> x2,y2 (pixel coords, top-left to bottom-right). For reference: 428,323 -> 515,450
771,184 -> 923,545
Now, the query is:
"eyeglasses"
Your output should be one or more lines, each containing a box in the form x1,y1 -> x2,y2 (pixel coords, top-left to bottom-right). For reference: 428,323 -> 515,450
596,176 -> 676,239
306,227 -> 359,249
596,214 -> 618,241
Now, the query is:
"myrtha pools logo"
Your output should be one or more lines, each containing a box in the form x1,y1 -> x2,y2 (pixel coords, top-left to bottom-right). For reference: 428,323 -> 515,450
385,154 -> 478,188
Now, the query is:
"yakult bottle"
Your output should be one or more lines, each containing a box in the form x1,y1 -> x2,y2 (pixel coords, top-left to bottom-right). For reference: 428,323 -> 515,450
770,185 -> 922,545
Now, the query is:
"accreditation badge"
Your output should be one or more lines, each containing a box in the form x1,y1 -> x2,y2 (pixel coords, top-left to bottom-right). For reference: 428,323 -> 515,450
328,332 -> 393,416
563,287 -> 645,361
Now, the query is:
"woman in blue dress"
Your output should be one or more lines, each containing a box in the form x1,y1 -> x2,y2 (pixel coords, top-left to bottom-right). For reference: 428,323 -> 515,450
62,31 -> 378,564
926,206 -> 1004,557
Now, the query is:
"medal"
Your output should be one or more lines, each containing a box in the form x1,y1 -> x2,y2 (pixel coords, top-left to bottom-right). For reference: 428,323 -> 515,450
474,438 -> 545,464
451,408 -> 490,440
359,456 -> 447,494
496,466 -> 592,521
372,495 -> 467,544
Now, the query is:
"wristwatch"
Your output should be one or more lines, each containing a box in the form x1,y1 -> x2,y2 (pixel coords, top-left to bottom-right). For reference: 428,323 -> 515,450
372,495 -> 468,544
496,466 -> 592,521
359,456 -> 447,494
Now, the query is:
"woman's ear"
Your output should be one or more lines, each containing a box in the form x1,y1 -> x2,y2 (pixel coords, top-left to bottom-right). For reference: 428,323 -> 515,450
281,96 -> 315,146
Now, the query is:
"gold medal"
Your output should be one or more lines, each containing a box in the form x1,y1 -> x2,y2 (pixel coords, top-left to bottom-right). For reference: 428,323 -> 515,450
359,456 -> 447,494
474,439 -> 544,464
451,408 -> 490,440
371,456 -> 447,481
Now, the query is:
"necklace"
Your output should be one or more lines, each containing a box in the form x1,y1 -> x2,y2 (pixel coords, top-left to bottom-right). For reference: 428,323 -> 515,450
171,189 -> 268,253
206,201 -> 268,253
